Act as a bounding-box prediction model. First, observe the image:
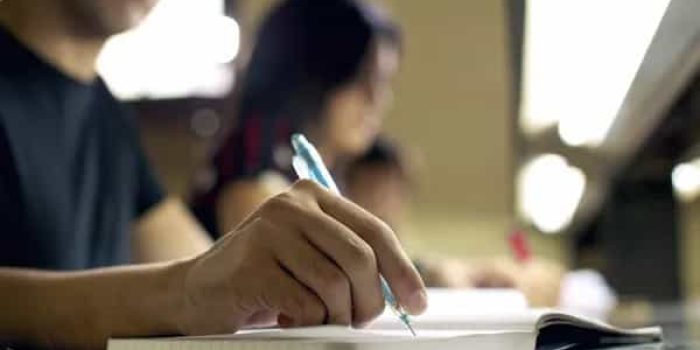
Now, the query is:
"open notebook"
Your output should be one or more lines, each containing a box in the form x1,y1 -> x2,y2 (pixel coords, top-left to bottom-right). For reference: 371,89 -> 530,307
109,290 -> 662,350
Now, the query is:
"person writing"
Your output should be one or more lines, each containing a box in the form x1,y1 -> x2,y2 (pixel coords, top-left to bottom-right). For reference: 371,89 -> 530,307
188,0 -> 562,306
0,0 -> 426,348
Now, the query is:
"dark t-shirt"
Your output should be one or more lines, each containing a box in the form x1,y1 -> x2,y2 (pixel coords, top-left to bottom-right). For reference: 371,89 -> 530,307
0,28 -> 164,270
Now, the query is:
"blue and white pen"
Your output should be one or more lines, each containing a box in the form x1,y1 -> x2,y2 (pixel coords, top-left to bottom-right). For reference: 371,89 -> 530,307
290,133 -> 416,336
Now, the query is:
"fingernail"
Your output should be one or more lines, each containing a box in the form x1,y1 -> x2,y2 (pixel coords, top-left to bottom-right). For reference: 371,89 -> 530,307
406,289 -> 428,315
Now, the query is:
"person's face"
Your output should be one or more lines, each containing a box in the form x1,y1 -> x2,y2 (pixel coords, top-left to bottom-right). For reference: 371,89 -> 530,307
323,41 -> 400,156
60,0 -> 158,38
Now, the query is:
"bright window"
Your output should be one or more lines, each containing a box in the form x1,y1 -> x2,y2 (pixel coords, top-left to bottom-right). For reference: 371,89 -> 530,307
97,0 -> 240,100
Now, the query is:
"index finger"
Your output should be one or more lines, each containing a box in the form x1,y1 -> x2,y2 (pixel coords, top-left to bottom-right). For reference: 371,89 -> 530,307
306,184 -> 427,315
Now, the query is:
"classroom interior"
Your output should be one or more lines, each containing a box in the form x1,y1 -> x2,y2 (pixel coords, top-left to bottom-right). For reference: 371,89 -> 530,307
95,0 -> 700,333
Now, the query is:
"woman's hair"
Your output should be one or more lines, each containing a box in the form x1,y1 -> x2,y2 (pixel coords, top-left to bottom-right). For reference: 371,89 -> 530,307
217,0 -> 401,179
240,0 -> 401,132
191,0 -> 400,235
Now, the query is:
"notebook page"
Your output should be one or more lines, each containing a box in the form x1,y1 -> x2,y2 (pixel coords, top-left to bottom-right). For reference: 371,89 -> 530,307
108,327 -> 536,350
369,288 -> 535,331
371,309 -> 544,331
186,325 -> 506,342
109,331 -> 535,350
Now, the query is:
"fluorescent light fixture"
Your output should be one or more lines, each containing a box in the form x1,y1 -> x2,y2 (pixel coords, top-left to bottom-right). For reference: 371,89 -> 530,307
517,154 -> 586,233
520,0 -> 670,147
97,0 -> 240,100
672,161 -> 700,201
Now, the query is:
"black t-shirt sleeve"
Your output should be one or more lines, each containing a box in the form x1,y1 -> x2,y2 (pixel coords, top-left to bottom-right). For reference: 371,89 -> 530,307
115,99 -> 166,217
118,106 -> 165,217
134,140 -> 166,216
0,120 -> 21,226
0,118 -> 28,266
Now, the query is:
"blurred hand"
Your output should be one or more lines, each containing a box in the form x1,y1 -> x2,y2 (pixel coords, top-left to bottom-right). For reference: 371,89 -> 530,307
467,258 -> 565,307
176,180 -> 427,335
417,256 -> 564,307
508,258 -> 565,307
467,262 -> 517,289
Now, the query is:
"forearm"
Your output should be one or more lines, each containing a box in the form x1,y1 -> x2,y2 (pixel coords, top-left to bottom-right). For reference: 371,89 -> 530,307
0,261 -> 187,349
134,198 -> 212,263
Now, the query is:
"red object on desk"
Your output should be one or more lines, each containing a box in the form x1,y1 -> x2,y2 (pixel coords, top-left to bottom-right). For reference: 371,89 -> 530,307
509,229 -> 532,263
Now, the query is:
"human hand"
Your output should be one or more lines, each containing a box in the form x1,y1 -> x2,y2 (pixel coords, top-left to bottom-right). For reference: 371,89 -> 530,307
176,180 -> 427,335
418,257 -> 515,289
466,257 -> 564,307
416,255 -> 564,307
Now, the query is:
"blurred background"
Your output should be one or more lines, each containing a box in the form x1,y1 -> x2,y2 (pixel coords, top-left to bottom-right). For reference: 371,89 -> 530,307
97,0 -> 700,327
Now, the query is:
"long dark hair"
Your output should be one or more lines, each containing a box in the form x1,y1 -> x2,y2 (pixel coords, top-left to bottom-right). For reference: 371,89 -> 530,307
224,0 -> 400,175
191,0 -> 401,235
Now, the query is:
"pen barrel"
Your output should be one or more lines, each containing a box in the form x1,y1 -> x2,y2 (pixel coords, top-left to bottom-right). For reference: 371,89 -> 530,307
290,133 -> 414,334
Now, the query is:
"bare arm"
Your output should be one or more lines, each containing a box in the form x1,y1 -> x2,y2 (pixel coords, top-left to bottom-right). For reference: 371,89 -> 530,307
0,181 -> 427,349
133,197 -> 212,263
0,262 -> 185,349
0,198 -> 212,348
215,172 -> 290,235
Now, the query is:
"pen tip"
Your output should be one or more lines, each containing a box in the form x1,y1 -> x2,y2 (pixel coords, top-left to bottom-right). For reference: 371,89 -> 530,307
399,314 -> 416,336
407,323 -> 416,337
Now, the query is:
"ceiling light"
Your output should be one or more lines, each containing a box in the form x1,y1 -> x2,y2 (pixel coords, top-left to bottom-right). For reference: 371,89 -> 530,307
520,0 -> 670,147
517,154 -> 587,233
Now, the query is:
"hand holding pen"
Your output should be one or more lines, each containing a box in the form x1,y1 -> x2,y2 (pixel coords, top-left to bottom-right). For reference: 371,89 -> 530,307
179,174 -> 427,335
291,133 -> 420,335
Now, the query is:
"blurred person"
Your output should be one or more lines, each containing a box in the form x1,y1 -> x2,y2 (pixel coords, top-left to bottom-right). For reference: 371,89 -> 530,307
344,138 -> 565,307
188,0 -> 564,307
190,0 -> 401,236
0,0 -> 426,348
344,137 -> 411,230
